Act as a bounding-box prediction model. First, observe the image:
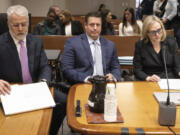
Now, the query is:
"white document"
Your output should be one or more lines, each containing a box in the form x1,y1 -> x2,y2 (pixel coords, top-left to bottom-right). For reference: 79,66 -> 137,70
158,79 -> 180,90
118,56 -> 133,61
154,92 -> 180,105
45,49 -> 60,60
0,82 -> 55,115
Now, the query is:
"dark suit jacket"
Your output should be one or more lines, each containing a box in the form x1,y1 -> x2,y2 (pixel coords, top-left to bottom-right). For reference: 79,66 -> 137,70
61,21 -> 84,35
61,33 -> 121,84
0,32 -> 51,83
133,35 -> 180,80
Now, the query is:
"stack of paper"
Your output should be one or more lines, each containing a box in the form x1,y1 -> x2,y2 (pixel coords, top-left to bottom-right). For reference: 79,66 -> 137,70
118,56 -> 133,65
45,49 -> 60,60
153,92 -> 180,105
0,82 -> 56,115
158,79 -> 180,90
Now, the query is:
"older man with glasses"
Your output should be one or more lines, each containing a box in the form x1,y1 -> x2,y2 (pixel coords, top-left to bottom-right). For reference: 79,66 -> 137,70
0,5 -> 66,135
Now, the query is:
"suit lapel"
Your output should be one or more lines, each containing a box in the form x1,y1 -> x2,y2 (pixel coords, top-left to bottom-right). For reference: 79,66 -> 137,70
146,41 -> 161,64
6,33 -> 22,80
81,34 -> 94,66
71,22 -> 74,35
26,35 -> 34,76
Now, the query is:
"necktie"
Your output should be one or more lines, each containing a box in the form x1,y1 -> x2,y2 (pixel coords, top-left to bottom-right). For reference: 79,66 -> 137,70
19,40 -> 32,83
93,41 -> 104,75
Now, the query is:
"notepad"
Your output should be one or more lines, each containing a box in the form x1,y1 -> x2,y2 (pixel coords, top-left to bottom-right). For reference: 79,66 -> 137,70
118,56 -> 133,65
0,82 -> 56,115
153,92 -> 180,105
158,79 -> 180,90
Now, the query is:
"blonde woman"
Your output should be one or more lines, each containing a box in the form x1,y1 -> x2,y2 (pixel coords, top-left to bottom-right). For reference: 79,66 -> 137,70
133,15 -> 180,81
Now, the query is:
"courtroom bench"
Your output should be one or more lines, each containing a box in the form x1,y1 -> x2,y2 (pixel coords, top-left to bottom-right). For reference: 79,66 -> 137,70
39,29 -> 175,56
39,35 -> 140,57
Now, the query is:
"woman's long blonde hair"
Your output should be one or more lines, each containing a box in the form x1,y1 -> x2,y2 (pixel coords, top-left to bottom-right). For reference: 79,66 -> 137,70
142,15 -> 166,43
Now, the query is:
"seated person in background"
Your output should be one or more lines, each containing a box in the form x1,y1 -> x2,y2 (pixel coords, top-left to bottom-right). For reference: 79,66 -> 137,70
133,15 -> 180,81
140,0 -> 156,19
153,0 -> 167,18
119,7 -> 142,36
100,9 -> 115,35
161,0 -> 178,29
33,8 -> 62,35
49,5 -> 60,16
61,11 -> 121,84
59,10 -> 84,36
0,5 -> 66,135
49,5 -> 63,27
98,3 -> 106,12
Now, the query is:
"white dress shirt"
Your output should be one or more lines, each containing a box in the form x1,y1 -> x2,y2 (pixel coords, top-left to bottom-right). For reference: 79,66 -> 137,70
65,23 -> 72,36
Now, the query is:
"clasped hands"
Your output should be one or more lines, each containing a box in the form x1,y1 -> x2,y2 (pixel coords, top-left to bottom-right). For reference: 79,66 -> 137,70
146,72 -> 180,82
85,73 -> 115,83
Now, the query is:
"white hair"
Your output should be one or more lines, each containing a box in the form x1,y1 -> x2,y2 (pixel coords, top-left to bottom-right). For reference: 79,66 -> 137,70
7,5 -> 28,21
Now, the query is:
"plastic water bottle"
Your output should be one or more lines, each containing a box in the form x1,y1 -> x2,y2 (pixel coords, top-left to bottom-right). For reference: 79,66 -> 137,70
104,83 -> 117,122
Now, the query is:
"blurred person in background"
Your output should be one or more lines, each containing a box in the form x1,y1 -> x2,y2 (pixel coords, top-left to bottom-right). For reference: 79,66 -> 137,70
153,0 -> 168,18
49,5 -> 63,27
33,8 -> 62,35
98,3 -> 106,12
161,0 -> 178,29
141,0 -> 156,19
59,10 -> 84,36
119,7 -> 142,36
100,9 -> 115,35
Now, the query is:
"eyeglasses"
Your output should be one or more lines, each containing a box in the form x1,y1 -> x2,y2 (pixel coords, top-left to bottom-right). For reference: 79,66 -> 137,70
11,22 -> 28,28
148,28 -> 162,36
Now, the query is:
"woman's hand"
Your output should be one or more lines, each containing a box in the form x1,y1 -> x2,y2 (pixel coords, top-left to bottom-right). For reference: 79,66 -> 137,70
146,74 -> 160,82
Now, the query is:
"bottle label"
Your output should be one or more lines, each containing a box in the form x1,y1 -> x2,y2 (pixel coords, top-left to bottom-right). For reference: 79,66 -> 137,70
88,100 -> 94,107
104,97 -> 117,122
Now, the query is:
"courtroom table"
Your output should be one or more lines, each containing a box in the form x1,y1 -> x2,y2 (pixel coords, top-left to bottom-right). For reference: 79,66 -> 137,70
67,82 -> 180,135
0,88 -> 53,135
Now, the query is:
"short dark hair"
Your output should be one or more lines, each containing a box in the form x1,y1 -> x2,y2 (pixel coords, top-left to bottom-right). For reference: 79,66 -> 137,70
85,11 -> 101,23
47,8 -> 56,16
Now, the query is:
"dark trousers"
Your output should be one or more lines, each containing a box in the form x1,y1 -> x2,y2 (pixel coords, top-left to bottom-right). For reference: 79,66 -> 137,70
176,28 -> 180,48
49,90 -> 67,135
164,20 -> 172,30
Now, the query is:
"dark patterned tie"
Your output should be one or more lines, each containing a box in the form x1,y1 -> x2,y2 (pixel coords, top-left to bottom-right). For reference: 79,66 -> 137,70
19,40 -> 32,83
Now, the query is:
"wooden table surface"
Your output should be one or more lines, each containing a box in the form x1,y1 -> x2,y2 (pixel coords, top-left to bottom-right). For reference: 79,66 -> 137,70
67,82 -> 180,135
0,88 -> 53,135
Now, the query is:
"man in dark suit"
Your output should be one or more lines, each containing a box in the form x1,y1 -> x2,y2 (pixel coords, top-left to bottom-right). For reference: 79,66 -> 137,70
0,5 -> 65,135
61,11 -> 121,84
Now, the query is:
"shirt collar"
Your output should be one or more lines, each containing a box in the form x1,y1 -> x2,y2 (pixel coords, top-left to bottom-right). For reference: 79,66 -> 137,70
86,33 -> 100,45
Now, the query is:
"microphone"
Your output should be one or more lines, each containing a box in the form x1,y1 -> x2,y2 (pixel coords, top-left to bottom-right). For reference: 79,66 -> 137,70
158,45 -> 176,126
162,45 -> 170,105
